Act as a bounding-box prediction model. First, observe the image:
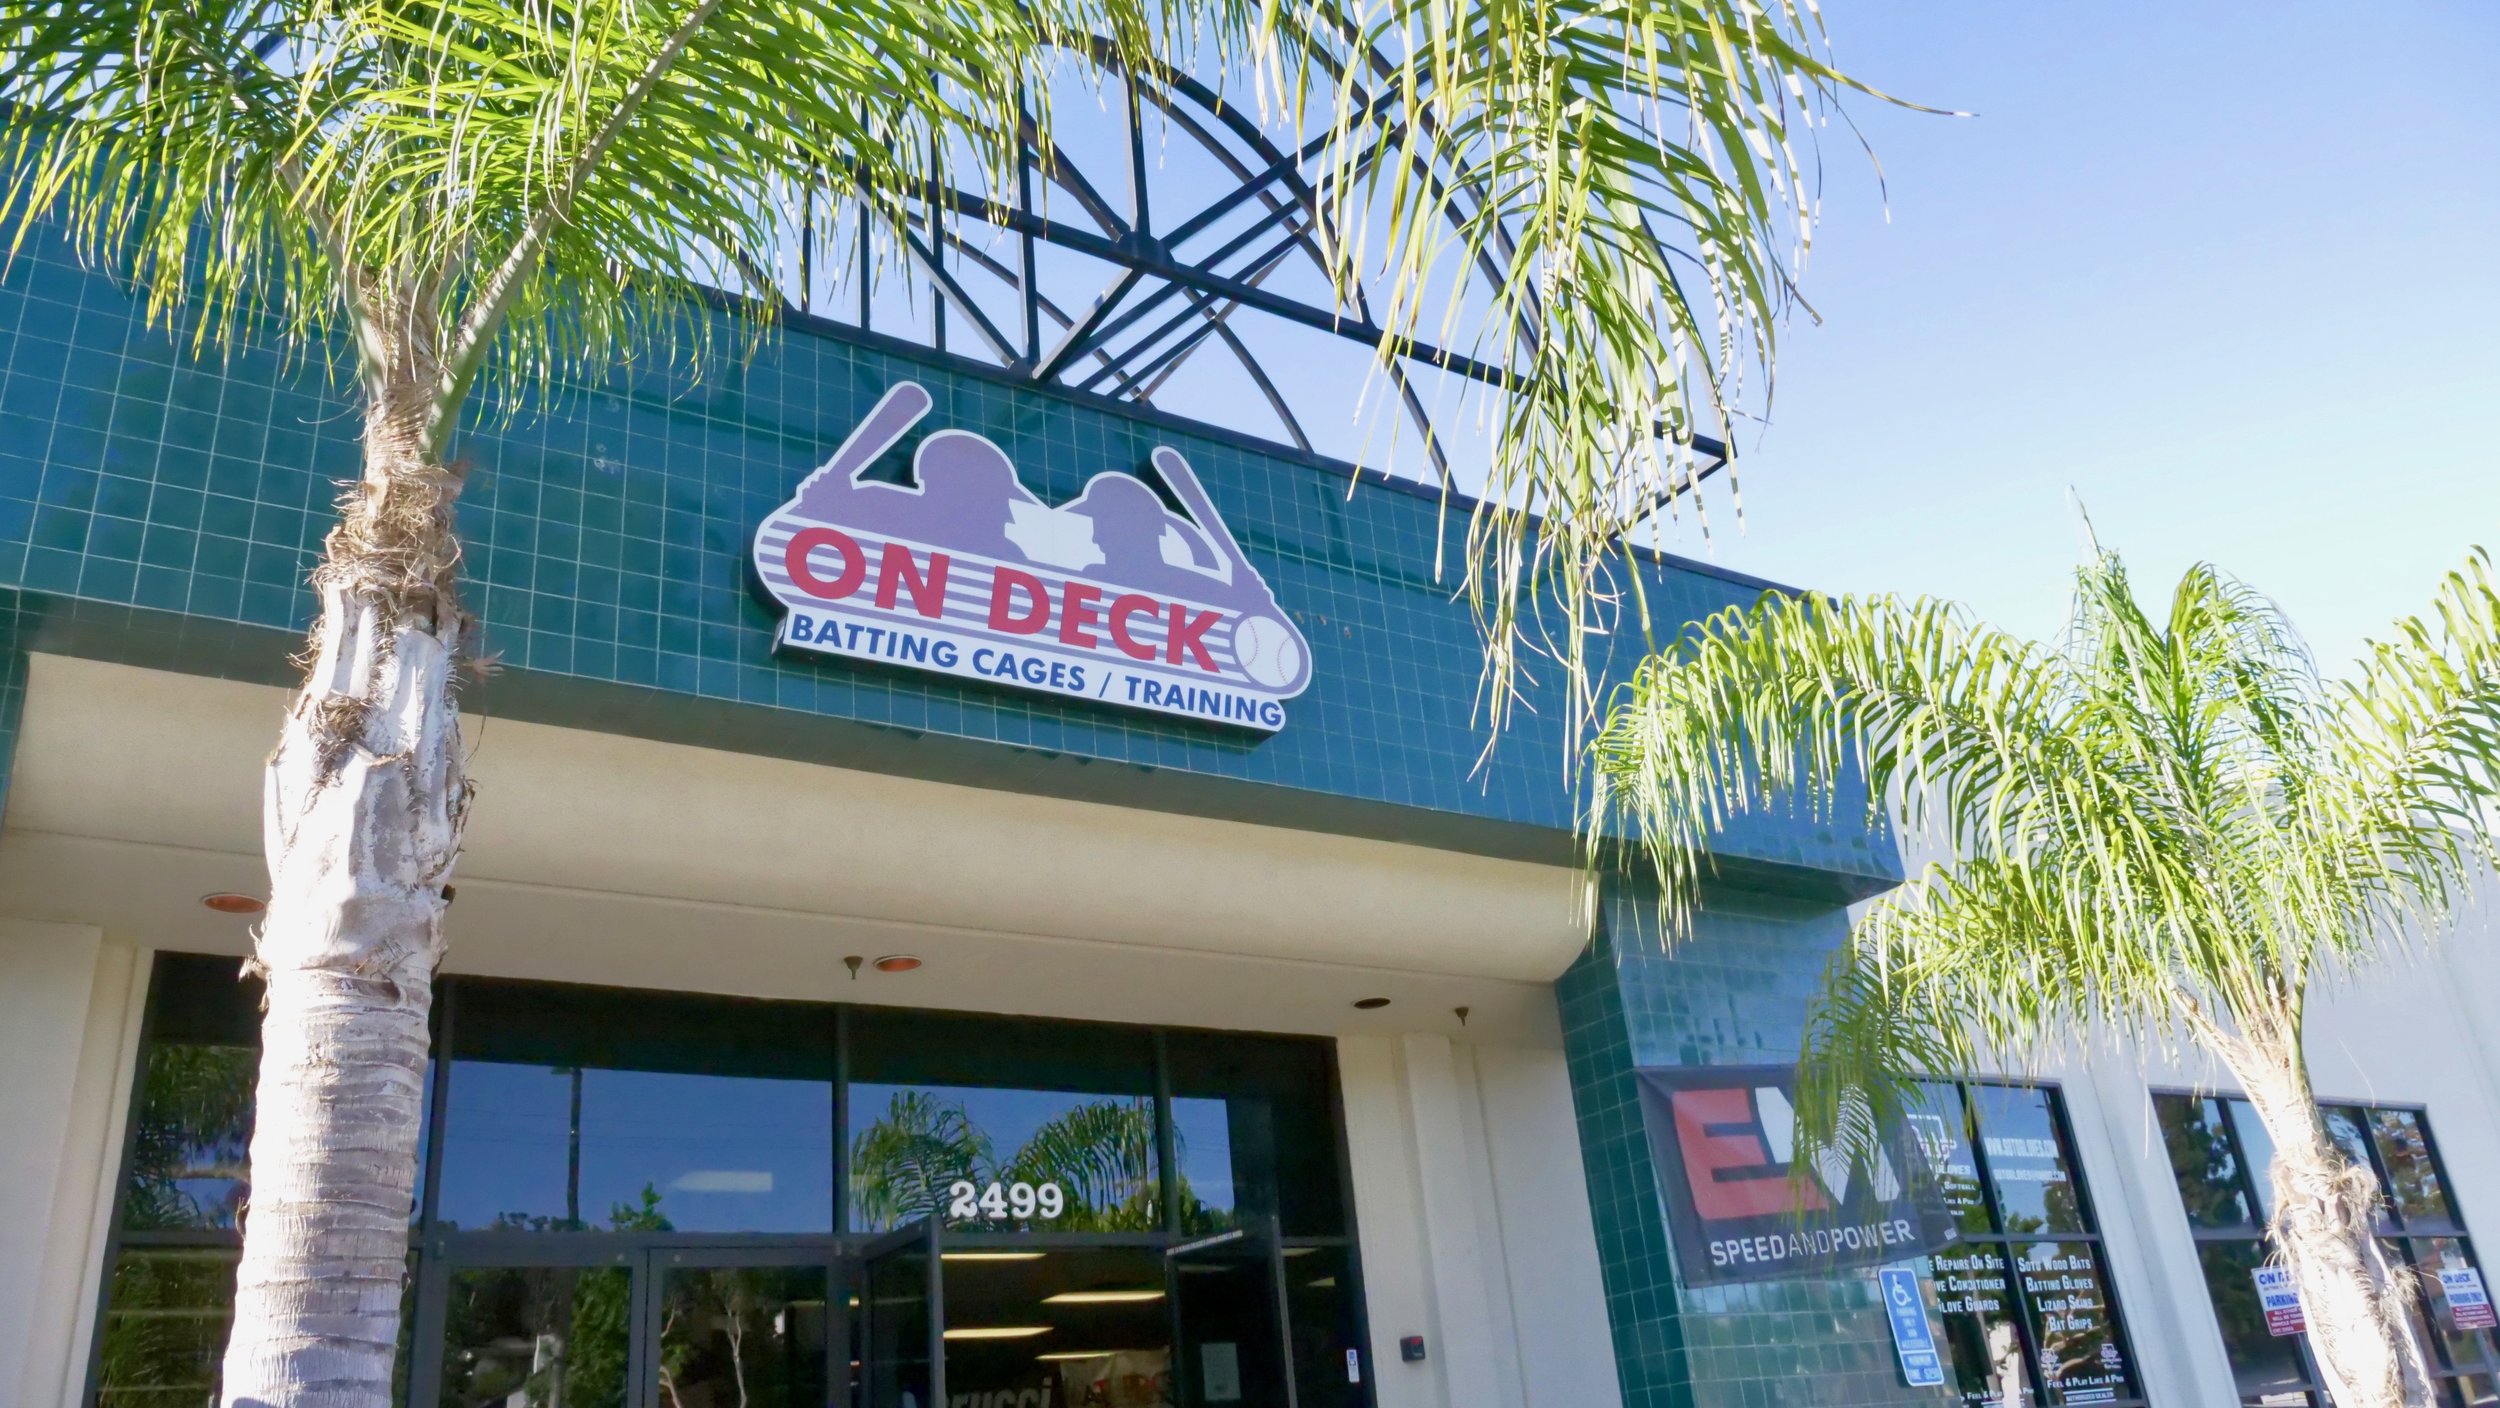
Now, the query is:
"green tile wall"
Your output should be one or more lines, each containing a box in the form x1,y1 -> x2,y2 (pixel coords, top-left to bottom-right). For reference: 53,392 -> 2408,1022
0,218 -> 1895,889
1562,885 -> 1946,1408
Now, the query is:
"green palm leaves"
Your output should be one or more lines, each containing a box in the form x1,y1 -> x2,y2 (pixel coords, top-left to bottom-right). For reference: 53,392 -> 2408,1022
1,0 -> 1894,722
1289,0 -> 1890,726
1592,546 -> 2500,1148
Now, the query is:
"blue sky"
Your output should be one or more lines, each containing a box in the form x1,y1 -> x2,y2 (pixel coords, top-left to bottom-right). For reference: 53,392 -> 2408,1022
1638,1 -> 2500,674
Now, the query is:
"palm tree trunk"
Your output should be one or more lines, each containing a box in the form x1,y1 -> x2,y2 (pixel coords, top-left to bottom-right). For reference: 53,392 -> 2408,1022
2226,1029 -> 2437,1408
222,393 -> 470,1408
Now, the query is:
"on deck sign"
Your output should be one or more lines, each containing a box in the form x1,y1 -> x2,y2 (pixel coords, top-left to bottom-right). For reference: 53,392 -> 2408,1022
754,383 -> 1313,731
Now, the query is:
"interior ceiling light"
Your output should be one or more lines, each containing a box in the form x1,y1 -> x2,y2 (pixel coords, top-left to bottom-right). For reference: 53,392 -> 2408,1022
942,1251 -> 1045,1262
1036,1351 -> 1145,1361
1041,1289 -> 1166,1305
873,954 -> 923,973
943,1326 -> 1052,1341
1352,997 -> 1390,1010
201,893 -> 266,915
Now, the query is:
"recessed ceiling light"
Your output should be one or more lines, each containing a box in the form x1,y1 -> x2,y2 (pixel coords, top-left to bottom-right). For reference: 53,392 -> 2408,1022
201,893 -> 266,915
1352,997 -> 1390,1010
1036,1350 -> 1147,1361
1042,1289 -> 1165,1305
873,954 -> 923,973
943,1251 -> 1045,1262
943,1326 -> 1052,1341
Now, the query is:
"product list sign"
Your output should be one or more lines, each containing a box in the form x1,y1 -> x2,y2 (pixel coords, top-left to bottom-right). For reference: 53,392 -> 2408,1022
1635,1066 -> 1959,1286
753,383 -> 1314,731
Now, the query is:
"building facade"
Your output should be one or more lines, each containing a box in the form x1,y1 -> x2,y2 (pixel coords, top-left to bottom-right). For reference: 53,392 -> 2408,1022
0,221 -> 2495,1408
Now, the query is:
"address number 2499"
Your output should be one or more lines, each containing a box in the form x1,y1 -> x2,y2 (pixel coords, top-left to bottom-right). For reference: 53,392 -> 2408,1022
948,1180 -> 1065,1221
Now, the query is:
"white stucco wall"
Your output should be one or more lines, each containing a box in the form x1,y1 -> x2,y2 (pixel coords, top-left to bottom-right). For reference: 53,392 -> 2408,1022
1338,1032 -> 1623,1408
0,924 -> 144,1408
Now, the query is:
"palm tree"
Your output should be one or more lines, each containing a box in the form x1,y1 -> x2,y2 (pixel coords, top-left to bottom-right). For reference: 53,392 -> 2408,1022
1591,545 -> 2500,1408
3,0 -> 1883,1400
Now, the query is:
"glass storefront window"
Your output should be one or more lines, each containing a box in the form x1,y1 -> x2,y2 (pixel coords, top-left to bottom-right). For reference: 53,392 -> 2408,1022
1971,1085 -> 2086,1237
435,1266 -> 634,1408
2157,1096 -> 2252,1230
1924,1244 -> 2034,1408
92,1248 -> 239,1408
1905,1082 -> 2139,1406
1166,1031 -> 1347,1238
2418,1239 -> 2500,1376
2193,1241 -> 2312,1406
1909,1082 -> 1994,1239
2376,1110 -> 2459,1229
2015,1241 -> 2132,1405
121,1044 -> 256,1233
847,1009 -> 1158,1233
2228,1100 -> 2282,1220
437,981 -> 835,1233
2155,1094 -> 2491,1406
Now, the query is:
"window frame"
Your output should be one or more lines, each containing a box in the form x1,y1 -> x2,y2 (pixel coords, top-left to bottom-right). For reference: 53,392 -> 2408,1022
2150,1087 -> 2496,1407
1924,1077 -> 2150,1408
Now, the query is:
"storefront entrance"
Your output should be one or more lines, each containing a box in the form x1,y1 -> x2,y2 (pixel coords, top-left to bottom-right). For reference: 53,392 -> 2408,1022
401,1216 -> 1302,1408
90,956 -> 1365,1408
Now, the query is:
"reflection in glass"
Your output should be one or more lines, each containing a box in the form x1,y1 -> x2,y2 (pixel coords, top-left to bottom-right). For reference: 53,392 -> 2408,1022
1165,1032 -> 1346,1237
2456,1374 -> 2500,1407
2322,1108 -> 2390,1225
437,981 -> 833,1233
2194,1241 -> 2312,1403
2228,1101 -> 2283,1221
847,1009 -> 1158,1233
1922,1245 -> 2034,1408
2015,1241 -> 2134,1404
2372,1111 -> 2456,1228
1971,1086 -> 2083,1236
437,1266 -> 633,1408
657,1266 -> 830,1408
440,1062 -> 832,1232
1908,1083 -> 1992,1238
2415,1239 -> 2500,1374
2155,1096 -> 2253,1230
94,1249 -> 239,1408
121,1044 -> 257,1231
848,1084 -> 1156,1232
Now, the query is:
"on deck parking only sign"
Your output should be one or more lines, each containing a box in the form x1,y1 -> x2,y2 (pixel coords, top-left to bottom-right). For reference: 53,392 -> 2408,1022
2253,1265 -> 2306,1336
1879,1266 -> 1946,1387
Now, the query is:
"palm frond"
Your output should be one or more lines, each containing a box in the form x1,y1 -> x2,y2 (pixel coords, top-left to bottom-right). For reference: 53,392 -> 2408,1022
1595,546 -> 2500,1161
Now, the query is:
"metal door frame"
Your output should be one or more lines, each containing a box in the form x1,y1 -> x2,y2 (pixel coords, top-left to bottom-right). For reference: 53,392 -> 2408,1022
859,1216 -> 946,1408
1165,1215 -> 1298,1408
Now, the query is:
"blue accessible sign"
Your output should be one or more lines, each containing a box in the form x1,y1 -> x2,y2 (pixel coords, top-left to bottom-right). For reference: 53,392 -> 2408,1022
1879,1265 -> 1947,1388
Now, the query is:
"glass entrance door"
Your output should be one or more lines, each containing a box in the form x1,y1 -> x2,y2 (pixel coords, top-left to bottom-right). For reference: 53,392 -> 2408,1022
1166,1219 -> 1296,1408
859,1218 -> 943,1408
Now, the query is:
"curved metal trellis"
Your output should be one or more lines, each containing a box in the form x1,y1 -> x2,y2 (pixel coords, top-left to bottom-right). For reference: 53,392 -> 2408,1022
756,43 -> 1728,501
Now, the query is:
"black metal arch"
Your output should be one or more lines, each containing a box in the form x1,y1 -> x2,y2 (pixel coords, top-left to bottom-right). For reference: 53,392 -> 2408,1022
767,41 -> 1728,500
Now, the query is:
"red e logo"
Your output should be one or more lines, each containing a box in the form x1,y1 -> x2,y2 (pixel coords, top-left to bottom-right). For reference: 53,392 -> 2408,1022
1670,1087 -> 1830,1219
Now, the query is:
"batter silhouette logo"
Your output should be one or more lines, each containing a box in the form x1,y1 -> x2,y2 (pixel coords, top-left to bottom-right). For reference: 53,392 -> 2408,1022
753,382 -> 1313,731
